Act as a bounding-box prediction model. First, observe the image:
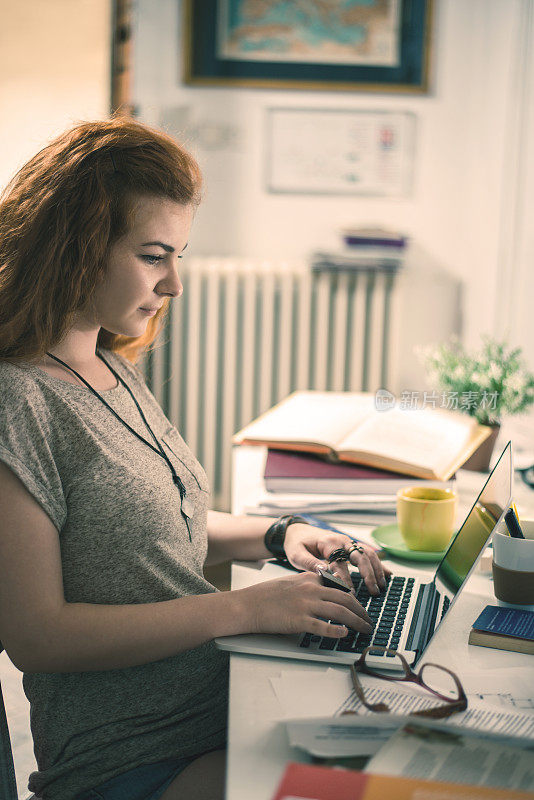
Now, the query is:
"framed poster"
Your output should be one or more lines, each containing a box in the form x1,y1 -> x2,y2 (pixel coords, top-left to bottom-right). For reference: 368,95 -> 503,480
183,0 -> 432,93
266,108 -> 416,196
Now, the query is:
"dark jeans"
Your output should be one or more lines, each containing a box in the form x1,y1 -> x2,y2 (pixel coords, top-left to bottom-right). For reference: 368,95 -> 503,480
76,755 -> 195,800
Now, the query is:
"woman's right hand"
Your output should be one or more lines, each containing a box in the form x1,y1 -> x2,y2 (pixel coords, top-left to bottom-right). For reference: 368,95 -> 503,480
240,571 -> 374,639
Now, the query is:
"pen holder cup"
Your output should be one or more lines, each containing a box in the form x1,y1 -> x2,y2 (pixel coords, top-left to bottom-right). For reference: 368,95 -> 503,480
492,519 -> 534,605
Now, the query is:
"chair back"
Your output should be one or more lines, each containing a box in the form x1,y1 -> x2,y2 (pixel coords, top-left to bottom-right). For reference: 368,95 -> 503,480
0,644 -> 20,800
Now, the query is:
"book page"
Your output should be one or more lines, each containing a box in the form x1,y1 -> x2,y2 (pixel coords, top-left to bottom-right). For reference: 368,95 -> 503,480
234,392 -> 376,449
274,667 -> 534,732
339,408 -> 475,475
337,683 -> 534,739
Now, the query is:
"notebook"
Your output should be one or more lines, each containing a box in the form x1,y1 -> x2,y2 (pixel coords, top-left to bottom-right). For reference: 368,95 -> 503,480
216,443 -> 512,672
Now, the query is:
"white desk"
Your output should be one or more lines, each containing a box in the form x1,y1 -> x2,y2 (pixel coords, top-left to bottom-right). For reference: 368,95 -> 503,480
225,446 -> 534,800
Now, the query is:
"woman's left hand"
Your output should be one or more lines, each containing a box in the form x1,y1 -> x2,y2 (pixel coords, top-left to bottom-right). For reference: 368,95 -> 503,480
283,523 -> 390,595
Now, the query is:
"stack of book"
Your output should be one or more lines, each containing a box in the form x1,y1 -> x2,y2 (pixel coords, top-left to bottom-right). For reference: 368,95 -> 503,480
311,226 -> 407,274
233,391 -> 490,525
257,449 -> 456,524
264,449 -> 455,496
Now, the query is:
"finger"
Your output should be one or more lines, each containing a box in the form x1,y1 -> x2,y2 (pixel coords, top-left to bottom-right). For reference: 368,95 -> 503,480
307,618 -> 349,639
327,561 -> 354,592
352,553 -> 380,595
317,601 -> 374,634
367,550 -> 387,590
316,535 -> 350,562
286,548 -> 328,574
316,538 -> 354,580
321,587 -> 372,625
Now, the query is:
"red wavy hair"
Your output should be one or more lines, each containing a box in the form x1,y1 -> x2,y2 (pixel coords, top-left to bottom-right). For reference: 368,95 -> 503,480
0,116 -> 201,363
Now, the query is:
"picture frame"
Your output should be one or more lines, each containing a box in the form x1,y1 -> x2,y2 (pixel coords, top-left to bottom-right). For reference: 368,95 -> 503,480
183,0 -> 432,94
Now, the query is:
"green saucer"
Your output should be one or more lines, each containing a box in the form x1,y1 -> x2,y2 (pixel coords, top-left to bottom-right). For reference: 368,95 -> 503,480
371,523 -> 448,562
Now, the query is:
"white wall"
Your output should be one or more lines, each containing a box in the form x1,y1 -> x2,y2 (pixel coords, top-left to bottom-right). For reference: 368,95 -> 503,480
2,0 -> 530,377
133,0 -> 534,376
0,0 -> 111,189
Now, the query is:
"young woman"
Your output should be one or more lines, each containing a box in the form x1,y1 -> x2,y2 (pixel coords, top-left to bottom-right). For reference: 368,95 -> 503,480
0,118 -> 387,800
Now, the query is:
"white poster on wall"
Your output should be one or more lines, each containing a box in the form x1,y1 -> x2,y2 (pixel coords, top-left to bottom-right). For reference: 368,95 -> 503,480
267,108 -> 416,196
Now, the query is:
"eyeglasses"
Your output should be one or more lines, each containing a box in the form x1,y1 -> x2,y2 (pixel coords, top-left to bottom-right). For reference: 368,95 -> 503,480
342,646 -> 467,720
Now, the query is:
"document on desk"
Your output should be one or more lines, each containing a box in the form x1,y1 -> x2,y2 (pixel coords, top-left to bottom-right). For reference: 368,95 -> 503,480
273,668 -> 534,757
286,715 -> 404,757
459,668 -> 534,714
365,722 -> 534,791
337,683 -> 534,739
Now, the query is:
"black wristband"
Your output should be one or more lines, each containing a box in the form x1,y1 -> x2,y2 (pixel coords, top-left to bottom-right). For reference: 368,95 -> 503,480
263,514 -> 309,562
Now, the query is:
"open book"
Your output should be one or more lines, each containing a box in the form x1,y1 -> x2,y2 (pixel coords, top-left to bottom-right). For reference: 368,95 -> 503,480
233,391 -> 491,481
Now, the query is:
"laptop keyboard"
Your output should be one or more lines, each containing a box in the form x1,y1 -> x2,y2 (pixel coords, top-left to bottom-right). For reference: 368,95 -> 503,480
299,575 -> 415,656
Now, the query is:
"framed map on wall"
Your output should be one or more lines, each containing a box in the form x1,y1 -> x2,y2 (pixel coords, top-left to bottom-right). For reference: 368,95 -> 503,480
183,0 -> 432,93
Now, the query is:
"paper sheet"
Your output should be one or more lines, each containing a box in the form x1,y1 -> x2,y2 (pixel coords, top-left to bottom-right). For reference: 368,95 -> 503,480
273,667 -> 534,757
458,669 -> 534,713
247,490 -> 396,512
366,723 -> 534,791
271,669 -> 350,720
244,506 -> 395,527
286,716 -> 398,757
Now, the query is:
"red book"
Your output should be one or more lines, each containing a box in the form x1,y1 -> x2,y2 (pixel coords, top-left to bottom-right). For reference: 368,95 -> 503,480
264,449 -> 454,495
272,763 -> 534,800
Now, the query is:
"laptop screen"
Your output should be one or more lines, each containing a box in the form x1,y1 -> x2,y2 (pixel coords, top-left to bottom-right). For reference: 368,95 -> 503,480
434,442 -> 512,600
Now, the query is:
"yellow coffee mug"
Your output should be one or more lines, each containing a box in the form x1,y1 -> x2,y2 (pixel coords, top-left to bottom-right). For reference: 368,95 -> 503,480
396,487 -> 457,552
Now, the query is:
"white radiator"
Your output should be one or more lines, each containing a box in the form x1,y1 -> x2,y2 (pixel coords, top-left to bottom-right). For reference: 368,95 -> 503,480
144,258 -> 400,511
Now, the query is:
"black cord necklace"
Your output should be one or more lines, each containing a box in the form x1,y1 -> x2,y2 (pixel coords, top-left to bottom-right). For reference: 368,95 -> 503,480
45,350 -> 193,541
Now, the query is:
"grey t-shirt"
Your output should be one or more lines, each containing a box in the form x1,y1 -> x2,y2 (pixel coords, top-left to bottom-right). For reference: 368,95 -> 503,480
0,351 -> 229,800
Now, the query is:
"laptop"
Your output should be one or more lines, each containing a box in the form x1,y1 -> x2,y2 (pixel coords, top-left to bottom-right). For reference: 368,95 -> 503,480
215,442 -> 512,672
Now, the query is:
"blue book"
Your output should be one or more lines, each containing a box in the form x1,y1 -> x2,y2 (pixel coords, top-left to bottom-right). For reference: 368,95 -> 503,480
469,605 -> 534,654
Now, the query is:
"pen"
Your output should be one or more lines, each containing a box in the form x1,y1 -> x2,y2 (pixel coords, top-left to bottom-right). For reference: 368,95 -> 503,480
504,507 -> 525,539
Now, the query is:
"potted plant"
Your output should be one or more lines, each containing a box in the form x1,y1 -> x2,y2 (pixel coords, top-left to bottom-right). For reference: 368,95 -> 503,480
420,337 -> 534,471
